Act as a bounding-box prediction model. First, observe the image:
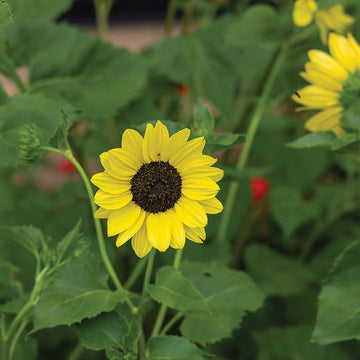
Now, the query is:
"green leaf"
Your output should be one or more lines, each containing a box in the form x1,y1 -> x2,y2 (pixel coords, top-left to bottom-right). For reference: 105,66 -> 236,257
56,219 -> 88,264
151,17 -> 238,115
271,186 -> 318,239
148,336 -> 210,360
147,266 -> 209,312
6,0 -> 72,22
77,303 -> 141,356
0,259 -> 21,300
193,99 -> 214,137
180,261 -> 264,345
0,93 -> 72,166
245,244 -> 316,297
287,131 -> 360,151
255,325 -> 352,360
206,132 -> 246,154
0,0 -> 12,29
313,240 -> 360,344
25,23 -> 147,120
31,255 -> 126,332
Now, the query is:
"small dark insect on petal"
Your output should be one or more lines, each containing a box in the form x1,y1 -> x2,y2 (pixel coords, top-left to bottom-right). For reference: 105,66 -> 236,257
294,91 -> 301,98
203,271 -> 212,277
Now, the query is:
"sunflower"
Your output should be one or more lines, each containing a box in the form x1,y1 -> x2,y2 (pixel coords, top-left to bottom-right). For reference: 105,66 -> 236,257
292,1 -> 354,44
91,121 -> 223,258
292,32 -> 360,134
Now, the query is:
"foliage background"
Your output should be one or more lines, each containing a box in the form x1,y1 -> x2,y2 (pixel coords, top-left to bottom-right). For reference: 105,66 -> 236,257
2,0 -> 360,359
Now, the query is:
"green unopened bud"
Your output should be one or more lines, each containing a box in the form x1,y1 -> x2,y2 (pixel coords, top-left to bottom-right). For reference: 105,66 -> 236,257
18,125 -> 44,163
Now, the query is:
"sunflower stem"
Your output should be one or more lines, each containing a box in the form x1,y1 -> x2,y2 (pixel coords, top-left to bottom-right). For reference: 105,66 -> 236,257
142,249 -> 156,296
41,147 -> 138,314
216,42 -> 288,243
93,0 -> 113,41
165,0 -> 177,36
150,249 -> 183,338
124,257 -> 148,290
160,312 -> 184,335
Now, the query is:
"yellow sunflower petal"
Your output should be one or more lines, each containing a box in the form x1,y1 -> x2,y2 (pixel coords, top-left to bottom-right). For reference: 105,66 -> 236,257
308,50 -> 348,82
94,207 -> 111,219
162,128 -> 191,161
199,197 -> 223,214
108,148 -> 141,172
100,152 -> 134,180
131,223 -> 152,258
304,106 -> 343,133
184,225 -> 206,243
94,189 -> 132,210
168,210 -> 185,249
175,196 -> 207,228
293,0 -> 318,27
170,137 -> 205,168
91,172 -> 131,194
121,129 -> 144,164
347,33 -> 360,68
181,166 -> 224,182
147,212 -> 172,252
116,210 -> 146,247
291,85 -> 339,109
176,154 -> 217,172
107,201 -> 141,236
328,33 -> 357,73
143,121 -> 169,162
300,62 -> 343,92
182,177 -> 220,201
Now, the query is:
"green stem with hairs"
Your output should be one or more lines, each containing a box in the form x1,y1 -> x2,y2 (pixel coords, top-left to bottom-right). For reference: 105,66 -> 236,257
93,0 -> 113,41
165,0 -> 177,36
150,249 -> 183,338
124,257 -> 148,290
216,42 -> 288,243
142,249 -> 156,296
41,146 -> 137,314
181,0 -> 196,33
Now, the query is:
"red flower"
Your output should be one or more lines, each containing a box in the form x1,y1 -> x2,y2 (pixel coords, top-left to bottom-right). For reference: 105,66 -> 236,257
56,157 -> 77,175
250,176 -> 271,206
176,84 -> 190,97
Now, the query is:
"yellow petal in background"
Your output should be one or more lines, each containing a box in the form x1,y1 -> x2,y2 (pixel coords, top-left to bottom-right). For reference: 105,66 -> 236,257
147,212 -> 172,251
328,33 -> 357,73
107,201 -> 141,236
292,0 -> 318,27
131,223 -> 152,258
347,33 -> 360,68
308,50 -> 348,82
301,62 -> 343,92
181,166 -> 224,182
304,106 -> 343,133
291,85 -> 339,109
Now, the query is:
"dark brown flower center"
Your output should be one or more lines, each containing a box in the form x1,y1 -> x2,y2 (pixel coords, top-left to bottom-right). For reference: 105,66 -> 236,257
130,161 -> 182,213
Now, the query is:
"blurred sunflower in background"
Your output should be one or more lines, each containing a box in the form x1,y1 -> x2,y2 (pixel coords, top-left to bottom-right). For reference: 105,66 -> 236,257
292,0 -> 354,44
91,121 -> 223,257
292,33 -> 360,134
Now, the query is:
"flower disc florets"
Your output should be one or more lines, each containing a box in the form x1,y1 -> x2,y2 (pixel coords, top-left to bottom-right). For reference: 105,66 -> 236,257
130,161 -> 182,213
91,121 -> 224,258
